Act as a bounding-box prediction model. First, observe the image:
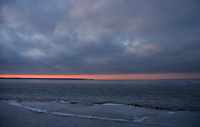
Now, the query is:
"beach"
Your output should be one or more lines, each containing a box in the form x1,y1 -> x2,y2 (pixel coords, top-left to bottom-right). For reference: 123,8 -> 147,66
0,79 -> 200,127
1,100 -> 200,127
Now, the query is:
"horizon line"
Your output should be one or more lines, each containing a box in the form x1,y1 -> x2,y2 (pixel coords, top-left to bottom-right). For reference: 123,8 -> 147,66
0,73 -> 200,80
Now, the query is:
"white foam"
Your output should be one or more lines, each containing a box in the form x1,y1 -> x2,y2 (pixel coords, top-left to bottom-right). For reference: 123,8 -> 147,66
22,105 -> 47,113
101,103 -> 125,106
59,100 -> 70,104
6,101 -> 149,123
7,100 -> 22,107
133,117 -> 148,123
7,101 -> 47,113
168,111 -> 176,115
51,112 -> 129,122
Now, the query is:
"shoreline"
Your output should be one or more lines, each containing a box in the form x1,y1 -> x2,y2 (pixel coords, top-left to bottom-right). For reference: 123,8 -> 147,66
1,100 -> 200,127
0,98 -> 199,112
0,101 -> 156,127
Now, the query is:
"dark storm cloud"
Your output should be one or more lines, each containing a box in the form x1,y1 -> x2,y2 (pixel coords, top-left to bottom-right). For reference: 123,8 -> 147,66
0,0 -> 200,74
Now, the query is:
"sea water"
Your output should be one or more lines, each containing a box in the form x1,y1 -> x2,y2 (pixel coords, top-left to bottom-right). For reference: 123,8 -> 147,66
0,79 -> 200,127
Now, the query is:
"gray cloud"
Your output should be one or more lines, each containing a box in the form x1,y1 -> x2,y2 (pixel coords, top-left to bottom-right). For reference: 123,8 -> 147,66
0,0 -> 200,75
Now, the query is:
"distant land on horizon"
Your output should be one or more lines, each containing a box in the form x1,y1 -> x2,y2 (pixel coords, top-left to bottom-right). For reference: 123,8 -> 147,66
0,77 -> 94,80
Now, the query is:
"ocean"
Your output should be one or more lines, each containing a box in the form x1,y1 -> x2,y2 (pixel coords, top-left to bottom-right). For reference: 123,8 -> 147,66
0,79 -> 200,127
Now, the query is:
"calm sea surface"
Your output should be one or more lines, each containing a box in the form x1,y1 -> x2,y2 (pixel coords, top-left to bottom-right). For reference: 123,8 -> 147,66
0,79 -> 200,127
0,79 -> 200,111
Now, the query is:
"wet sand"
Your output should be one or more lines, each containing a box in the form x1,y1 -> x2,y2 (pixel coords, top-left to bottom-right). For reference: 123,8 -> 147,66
0,102 -> 155,127
1,101 -> 200,127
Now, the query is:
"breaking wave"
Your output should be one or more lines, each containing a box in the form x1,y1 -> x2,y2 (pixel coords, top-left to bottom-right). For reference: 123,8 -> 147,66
7,100 -> 47,113
5,100 -> 151,123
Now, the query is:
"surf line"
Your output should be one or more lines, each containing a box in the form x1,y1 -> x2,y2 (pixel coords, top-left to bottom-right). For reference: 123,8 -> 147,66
7,100 -> 150,123
51,112 -> 129,122
6,100 -> 129,122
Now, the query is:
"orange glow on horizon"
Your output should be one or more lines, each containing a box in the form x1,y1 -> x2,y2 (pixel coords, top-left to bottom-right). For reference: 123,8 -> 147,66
0,73 -> 200,80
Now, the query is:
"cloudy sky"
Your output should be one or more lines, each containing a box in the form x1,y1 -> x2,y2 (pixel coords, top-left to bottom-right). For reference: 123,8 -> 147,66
0,0 -> 200,78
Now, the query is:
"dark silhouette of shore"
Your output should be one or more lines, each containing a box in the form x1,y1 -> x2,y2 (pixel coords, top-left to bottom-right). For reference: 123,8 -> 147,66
0,77 -> 93,80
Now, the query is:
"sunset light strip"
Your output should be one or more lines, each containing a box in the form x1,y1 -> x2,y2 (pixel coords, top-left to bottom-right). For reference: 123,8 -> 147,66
0,73 -> 199,80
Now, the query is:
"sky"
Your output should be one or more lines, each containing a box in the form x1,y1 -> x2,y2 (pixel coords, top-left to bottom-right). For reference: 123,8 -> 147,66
0,0 -> 200,79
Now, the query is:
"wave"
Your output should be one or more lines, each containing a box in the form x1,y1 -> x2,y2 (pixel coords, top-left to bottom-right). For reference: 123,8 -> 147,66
59,100 -> 70,104
99,103 -> 126,106
4,100 -> 189,127
133,117 -> 148,123
168,111 -> 176,115
7,100 -> 47,113
51,112 -> 130,122
5,100 -> 151,123
2,98 -> 199,112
